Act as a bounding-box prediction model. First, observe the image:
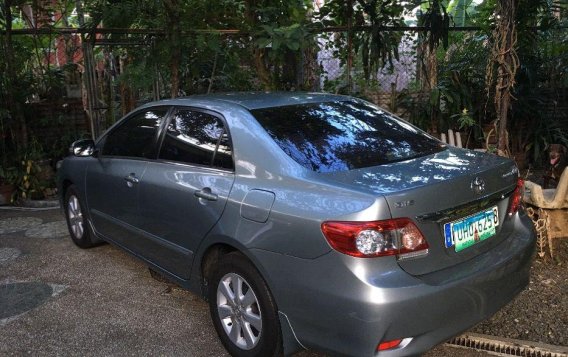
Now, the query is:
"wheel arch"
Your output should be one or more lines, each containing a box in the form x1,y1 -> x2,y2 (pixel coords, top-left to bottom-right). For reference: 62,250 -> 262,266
200,242 -> 239,288
196,240 -> 275,303
61,179 -> 73,197
199,241 -> 305,355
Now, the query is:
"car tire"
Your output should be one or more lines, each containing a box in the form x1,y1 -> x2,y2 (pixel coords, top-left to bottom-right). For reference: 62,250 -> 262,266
64,185 -> 98,249
208,252 -> 282,357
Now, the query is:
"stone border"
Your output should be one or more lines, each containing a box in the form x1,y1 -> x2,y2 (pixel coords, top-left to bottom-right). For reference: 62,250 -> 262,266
447,332 -> 568,357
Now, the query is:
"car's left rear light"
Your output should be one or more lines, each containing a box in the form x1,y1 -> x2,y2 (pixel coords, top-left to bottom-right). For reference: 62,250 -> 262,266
507,178 -> 524,216
377,339 -> 402,351
321,218 -> 428,258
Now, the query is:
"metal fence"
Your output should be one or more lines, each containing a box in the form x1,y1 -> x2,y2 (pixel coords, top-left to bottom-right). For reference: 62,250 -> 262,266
317,31 -> 419,92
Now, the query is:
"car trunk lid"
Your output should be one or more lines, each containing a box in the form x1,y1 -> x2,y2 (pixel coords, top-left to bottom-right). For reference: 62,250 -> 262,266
317,147 -> 520,275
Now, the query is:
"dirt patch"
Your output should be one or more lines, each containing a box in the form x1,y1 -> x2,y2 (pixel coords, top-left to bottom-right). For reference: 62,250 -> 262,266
472,237 -> 568,347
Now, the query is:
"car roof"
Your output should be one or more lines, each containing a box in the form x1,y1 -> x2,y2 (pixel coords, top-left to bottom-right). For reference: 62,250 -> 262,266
142,92 -> 351,111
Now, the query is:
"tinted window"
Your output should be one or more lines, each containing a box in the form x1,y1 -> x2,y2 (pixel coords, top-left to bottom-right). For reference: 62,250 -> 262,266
159,110 -> 233,170
251,100 -> 445,173
102,108 -> 167,158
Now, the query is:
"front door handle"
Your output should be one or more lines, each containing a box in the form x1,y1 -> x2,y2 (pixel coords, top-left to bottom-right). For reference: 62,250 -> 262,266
195,188 -> 218,201
124,173 -> 140,187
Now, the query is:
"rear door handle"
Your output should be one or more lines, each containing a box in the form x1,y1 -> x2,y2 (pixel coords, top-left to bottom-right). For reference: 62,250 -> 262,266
124,173 -> 140,187
195,188 -> 218,201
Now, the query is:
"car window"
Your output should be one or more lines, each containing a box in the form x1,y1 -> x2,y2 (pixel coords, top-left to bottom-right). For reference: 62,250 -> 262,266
102,108 -> 168,158
251,100 -> 445,173
159,109 -> 233,170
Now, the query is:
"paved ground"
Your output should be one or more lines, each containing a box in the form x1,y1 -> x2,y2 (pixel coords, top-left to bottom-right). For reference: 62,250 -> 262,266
0,207 -> 490,356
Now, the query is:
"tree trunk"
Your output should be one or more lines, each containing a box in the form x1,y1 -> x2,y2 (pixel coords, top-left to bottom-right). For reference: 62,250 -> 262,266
163,0 -> 181,98
245,0 -> 273,90
253,48 -> 272,90
119,56 -> 136,116
76,0 -> 102,138
207,51 -> 218,94
420,43 -> 439,134
346,0 -> 353,93
2,0 -> 29,151
489,0 -> 518,156
102,47 -> 114,128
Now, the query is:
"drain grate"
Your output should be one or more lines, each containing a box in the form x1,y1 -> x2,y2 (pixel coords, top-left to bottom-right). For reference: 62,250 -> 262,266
447,333 -> 568,357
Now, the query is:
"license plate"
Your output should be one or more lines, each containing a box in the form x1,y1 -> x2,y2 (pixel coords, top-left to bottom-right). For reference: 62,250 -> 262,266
444,206 -> 499,252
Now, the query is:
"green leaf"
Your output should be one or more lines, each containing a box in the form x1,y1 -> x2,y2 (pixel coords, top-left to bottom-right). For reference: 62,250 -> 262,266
287,41 -> 300,51
272,39 -> 281,51
256,38 -> 272,48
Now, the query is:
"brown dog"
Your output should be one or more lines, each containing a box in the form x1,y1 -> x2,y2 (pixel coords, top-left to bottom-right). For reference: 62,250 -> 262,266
543,144 -> 567,188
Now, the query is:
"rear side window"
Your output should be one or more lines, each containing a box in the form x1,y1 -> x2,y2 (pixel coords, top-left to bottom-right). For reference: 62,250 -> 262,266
102,108 -> 168,158
159,109 -> 233,170
251,100 -> 445,173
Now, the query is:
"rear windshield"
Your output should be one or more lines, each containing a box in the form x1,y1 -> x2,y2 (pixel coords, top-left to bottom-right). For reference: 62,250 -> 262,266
251,100 -> 445,173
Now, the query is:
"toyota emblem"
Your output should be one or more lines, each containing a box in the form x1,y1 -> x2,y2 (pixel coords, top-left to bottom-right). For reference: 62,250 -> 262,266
471,177 -> 486,195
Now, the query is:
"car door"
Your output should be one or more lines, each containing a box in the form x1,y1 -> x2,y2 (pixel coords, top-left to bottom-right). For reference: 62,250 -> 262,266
85,107 -> 170,252
137,108 -> 235,278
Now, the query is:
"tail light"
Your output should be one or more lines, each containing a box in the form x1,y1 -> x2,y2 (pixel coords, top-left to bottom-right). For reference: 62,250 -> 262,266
377,339 -> 402,351
507,178 -> 524,216
321,218 -> 428,258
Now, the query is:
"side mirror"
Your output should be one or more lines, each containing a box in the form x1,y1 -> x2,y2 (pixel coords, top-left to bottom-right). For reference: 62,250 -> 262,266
70,139 -> 96,157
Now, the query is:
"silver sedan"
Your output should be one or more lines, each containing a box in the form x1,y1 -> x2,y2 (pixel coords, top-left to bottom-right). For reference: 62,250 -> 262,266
58,92 -> 535,357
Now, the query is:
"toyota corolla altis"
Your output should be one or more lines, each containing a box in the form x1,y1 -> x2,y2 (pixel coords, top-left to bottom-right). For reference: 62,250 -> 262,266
58,92 -> 535,356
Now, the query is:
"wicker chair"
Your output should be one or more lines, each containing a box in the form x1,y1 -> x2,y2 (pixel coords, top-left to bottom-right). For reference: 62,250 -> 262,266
523,167 -> 568,258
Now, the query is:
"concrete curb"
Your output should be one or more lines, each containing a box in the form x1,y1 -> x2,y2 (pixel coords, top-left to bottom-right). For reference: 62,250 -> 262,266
20,199 -> 60,209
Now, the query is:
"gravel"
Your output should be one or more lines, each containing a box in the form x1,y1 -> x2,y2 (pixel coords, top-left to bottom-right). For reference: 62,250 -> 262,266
472,237 -> 568,347
471,168 -> 568,347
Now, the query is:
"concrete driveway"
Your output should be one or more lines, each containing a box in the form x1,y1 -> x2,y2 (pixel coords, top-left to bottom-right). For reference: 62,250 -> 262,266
0,207 -> 488,356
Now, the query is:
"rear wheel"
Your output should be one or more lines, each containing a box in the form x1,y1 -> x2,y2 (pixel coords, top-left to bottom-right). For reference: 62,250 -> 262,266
64,185 -> 98,248
208,253 -> 282,357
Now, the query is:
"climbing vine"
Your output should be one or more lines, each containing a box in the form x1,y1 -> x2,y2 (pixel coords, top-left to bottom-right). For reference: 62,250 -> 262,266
486,0 -> 519,156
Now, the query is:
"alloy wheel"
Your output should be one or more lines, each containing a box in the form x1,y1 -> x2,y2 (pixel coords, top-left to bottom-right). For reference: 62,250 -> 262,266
216,272 -> 263,350
67,195 -> 84,239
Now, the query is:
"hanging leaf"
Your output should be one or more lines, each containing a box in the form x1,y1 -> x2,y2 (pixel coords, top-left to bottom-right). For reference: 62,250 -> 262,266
419,0 -> 452,51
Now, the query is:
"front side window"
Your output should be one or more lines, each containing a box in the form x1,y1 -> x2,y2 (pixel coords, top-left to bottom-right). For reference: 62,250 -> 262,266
159,110 -> 233,170
102,108 -> 168,158
251,100 -> 445,173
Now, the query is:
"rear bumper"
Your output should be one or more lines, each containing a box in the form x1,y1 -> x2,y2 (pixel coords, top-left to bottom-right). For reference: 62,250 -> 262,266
251,214 -> 536,357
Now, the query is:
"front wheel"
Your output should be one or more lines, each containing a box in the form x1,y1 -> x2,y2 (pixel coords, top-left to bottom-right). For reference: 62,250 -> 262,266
208,253 -> 282,357
64,185 -> 99,248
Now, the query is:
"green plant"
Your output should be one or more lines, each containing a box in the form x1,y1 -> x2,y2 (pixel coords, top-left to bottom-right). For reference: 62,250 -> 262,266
417,0 -> 451,51
12,155 -> 46,201
524,116 -> 568,167
5,140 -> 48,201
317,0 -> 407,85
452,108 -> 475,130
15,158 -> 42,200
397,30 -> 489,140
0,166 -> 17,186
